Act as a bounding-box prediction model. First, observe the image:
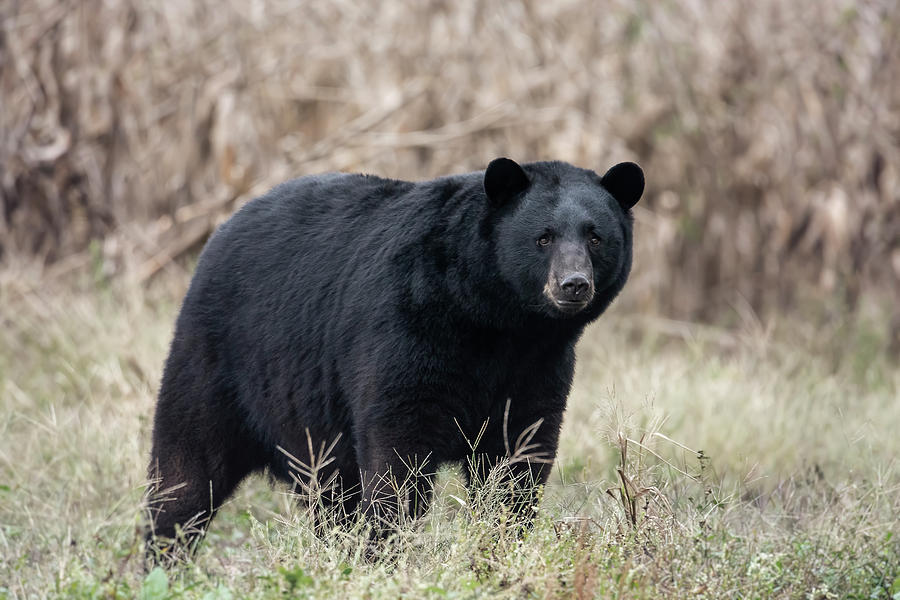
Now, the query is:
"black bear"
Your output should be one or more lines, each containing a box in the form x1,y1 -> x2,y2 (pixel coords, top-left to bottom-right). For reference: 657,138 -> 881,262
146,158 -> 644,557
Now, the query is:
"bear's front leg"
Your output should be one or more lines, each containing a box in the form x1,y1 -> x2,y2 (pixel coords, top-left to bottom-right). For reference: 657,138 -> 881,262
359,446 -> 436,536
354,401 -> 460,538
466,407 -> 564,524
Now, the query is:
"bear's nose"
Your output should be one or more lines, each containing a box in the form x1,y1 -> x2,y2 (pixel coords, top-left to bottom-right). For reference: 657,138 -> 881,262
560,273 -> 591,301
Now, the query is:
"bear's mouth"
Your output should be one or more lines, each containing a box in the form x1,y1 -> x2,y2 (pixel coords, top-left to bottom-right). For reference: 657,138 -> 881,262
550,299 -> 590,315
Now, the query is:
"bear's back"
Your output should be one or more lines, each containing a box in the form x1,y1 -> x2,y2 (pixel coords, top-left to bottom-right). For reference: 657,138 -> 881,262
174,171 -> 465,373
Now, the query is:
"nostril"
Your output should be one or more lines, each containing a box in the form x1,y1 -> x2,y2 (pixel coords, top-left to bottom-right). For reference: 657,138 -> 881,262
561,274 -> 590,299
575,279 -> 589,296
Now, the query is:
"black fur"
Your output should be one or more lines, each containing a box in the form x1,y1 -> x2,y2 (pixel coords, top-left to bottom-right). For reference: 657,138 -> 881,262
146,159 -> 643,555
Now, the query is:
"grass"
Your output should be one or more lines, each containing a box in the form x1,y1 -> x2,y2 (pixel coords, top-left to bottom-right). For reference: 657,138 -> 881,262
0,267 -> 898,599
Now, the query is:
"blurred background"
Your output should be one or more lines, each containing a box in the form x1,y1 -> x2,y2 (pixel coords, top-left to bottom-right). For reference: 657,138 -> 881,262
2,0 -> 899,353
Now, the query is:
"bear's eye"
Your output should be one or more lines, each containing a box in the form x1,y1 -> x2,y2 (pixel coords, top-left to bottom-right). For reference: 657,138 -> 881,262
537,234 -> 552,247
589,235 -> 602,246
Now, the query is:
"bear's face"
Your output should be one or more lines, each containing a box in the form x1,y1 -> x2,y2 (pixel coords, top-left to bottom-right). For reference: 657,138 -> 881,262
485,159 -> 644,320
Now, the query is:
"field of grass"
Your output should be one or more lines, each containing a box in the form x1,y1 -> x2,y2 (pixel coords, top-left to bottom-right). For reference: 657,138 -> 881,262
1,268 -> 898,599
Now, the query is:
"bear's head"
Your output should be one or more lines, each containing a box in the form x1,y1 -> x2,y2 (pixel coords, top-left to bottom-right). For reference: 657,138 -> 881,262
485,158 -> 644,321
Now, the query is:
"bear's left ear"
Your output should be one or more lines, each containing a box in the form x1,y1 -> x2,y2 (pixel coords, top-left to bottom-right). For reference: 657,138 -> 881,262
600,162 -> 644,210
484,157 -> 530,206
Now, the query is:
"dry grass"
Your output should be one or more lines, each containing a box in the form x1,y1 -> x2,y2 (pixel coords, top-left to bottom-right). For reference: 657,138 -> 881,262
2,0 -> 899,342
0,268 -> 897,598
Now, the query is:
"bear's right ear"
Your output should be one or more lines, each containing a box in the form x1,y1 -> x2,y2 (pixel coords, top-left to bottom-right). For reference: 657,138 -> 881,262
484,157 -> 530,205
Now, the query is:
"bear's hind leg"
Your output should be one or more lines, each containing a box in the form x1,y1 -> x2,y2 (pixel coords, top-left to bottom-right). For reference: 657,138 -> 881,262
145,407 -> 264,564
146,446 -> 240,563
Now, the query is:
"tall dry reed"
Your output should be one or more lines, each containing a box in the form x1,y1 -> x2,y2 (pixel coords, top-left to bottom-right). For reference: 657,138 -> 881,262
2,0 -> 898,340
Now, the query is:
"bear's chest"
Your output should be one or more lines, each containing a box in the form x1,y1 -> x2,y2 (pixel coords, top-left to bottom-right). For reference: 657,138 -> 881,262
399,327 -> 574,406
